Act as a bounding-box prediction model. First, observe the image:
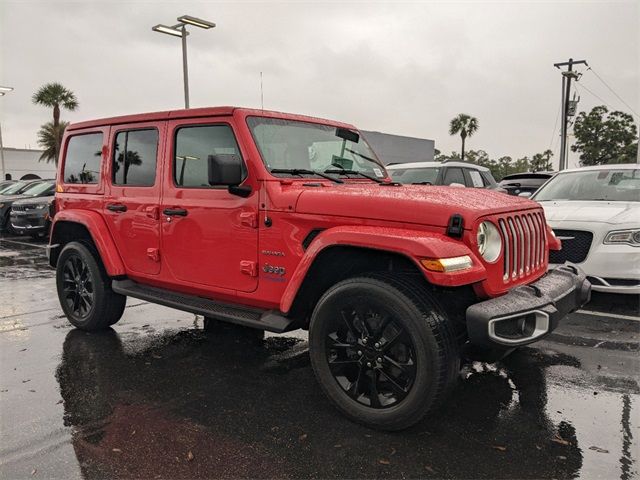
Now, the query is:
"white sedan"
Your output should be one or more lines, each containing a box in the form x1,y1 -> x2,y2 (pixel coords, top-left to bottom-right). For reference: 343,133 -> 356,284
532,164 -> 640,294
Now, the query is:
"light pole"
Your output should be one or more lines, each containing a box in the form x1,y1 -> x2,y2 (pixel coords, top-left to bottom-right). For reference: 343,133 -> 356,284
152,15 -> 216,109
0,86 -> 14,181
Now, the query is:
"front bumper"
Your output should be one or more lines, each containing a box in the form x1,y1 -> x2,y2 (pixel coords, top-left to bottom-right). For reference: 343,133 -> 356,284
10,211 -> 50,234
466,265 -> 591,348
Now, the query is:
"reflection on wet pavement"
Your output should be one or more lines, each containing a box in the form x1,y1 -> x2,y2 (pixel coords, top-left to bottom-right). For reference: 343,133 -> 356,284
0,237 -> 638,479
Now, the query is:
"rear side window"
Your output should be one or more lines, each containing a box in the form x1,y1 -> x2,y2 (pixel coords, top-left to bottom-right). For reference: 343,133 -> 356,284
113,129 -> 158,186
467,169 -> 485,187
64,133 -> 103,184
443,167 -> 465,186
174,124 -> 243,188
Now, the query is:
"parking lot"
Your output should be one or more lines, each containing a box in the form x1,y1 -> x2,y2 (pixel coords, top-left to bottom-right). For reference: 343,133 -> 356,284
0,234 -> 638,479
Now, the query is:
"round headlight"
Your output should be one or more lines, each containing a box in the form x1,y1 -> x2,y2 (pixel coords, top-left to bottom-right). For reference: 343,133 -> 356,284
477,221 -> 502,263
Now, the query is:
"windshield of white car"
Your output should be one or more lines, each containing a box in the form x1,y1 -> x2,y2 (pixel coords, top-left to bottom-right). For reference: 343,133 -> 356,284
533,168 -> 640,202
389,167 -> 440,185
247,117 -> 386,180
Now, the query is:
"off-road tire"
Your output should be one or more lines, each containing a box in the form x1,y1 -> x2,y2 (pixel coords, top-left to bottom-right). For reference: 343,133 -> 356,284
56,241 -> 126,330
309,273 -> 460,431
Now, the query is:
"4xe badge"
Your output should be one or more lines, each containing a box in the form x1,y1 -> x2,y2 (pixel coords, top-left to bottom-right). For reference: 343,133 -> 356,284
263,263 -> 286,276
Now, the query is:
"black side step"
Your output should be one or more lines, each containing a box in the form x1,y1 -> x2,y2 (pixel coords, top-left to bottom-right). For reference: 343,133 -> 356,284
112,279 -> 294,333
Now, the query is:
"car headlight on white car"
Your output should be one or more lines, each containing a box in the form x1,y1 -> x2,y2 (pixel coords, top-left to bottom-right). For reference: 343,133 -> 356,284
604,229 -> 640,247
477,221 -> 502,262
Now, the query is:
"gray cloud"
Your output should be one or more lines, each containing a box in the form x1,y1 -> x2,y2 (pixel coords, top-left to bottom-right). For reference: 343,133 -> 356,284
1,0 -> 638,169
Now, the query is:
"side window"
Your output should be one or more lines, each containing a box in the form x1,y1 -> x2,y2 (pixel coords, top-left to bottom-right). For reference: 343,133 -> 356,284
467,169 -> 485,188
443,167 -> 465,186
174,124 -> 244,188
63,133 -> 103,184
113,129 -> 158,186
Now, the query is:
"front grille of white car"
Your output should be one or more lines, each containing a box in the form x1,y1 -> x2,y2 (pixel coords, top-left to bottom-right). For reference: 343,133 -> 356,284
497,211 -> 548,283
549,229 -> 593,264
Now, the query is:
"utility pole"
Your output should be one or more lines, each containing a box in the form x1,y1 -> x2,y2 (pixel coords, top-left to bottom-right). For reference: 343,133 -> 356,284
554,58 -> 587,170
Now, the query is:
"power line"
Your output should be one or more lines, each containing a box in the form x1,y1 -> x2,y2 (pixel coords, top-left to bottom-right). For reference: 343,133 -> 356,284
574,82 -> 613,110
548,102 -> 562,151
587,67 -> 639,118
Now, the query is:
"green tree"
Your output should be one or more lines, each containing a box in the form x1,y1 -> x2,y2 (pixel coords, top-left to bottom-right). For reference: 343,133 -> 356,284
571,105 -> 638,166
32,82 -> 78,162
530,149 -> 554,172
449,114 -> 479,161
36,121 -> 69,163
497,156 -> 513,180
512,156 -> 530,173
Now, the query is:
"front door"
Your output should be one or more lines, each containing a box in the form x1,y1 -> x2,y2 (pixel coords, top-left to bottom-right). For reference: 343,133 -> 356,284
103,122 -> 163,276
160,118 -> 259,293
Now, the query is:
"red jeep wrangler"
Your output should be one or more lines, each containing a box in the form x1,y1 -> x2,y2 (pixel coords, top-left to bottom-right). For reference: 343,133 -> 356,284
49,107 -> 590,430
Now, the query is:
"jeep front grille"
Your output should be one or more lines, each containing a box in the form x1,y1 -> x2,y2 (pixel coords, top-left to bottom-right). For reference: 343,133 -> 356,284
497,211 -> 547,282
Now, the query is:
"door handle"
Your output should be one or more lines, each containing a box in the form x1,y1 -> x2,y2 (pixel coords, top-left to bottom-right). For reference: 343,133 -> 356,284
163,208 -> 188,217
106,204 -> 127,212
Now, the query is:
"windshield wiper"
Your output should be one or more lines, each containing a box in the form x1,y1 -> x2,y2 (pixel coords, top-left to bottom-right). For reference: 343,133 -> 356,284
270,168 -> 343,184
411,181 -> 433,185
324,167 -> 383,184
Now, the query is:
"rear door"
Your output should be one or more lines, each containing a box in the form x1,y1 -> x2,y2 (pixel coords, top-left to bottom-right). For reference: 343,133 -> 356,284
442,167 -> 466,186
464,168 -> 486,188
159,117 -> 259,293
103,122 -> 164,276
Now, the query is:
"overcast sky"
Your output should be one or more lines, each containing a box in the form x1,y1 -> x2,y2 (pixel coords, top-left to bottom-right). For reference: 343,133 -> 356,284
1,0 -> 638,168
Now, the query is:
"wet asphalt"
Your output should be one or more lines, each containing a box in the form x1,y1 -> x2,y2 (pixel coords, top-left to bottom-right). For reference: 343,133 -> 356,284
0,235 -> 638,479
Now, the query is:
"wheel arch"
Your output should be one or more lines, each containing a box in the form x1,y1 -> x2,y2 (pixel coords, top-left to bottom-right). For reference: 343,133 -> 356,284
281,225 -> 486,321
49,211 -> 125,276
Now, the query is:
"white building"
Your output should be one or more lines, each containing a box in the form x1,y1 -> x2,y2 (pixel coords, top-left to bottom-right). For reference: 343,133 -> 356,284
2,147 -> 56,181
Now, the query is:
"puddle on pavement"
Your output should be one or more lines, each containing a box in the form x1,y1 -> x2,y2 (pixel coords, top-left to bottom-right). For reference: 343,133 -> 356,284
5,327 -> 622,479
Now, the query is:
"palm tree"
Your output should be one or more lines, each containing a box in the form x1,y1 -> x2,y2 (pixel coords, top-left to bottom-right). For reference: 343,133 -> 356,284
36,121 -> 69,163
449,114 -> 479,161
32,83 -> 78,160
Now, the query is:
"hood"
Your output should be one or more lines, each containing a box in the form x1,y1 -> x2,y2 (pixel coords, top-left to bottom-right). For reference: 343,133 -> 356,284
540,200 -> 640,225
12,195 -> 54,206
295,184 -> 539,228
0,194 -> 27,203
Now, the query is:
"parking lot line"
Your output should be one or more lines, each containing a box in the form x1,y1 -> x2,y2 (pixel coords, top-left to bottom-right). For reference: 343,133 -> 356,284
576,309 -> 640,322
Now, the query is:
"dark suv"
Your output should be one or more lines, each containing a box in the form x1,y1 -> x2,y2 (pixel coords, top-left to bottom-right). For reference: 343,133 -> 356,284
10,180 -> 56,239
1,180 -> 55,235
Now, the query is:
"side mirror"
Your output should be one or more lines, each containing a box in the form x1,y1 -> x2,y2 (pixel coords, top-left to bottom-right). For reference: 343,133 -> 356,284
449,182 -> 466,188
208,154 -> 243,186
518,191 -> 532,198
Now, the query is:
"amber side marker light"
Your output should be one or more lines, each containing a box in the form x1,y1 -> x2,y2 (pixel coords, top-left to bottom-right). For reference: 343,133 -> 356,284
421,255 -> 472,273
55,184 -> 64,193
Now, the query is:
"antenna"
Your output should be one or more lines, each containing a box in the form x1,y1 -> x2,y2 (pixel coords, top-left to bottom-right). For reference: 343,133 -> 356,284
260,71 -> 264,111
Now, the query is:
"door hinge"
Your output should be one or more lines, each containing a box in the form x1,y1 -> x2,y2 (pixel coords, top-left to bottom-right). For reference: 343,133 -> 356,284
146,248 -> 160,262
240,260 -> 257,277
240,211 -> 258,228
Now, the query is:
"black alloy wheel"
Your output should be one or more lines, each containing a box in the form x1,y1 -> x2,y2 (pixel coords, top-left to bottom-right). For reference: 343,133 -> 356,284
309,274 -> 460,430
61,253 -> 95,319
326,303 -> 417,409
56,241 -> 126,330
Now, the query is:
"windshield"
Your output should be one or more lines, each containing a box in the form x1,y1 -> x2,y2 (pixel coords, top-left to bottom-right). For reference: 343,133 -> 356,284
0,181 -> 30,195
533,168 -> 640,202
22,181 -> 54,196
390,167 -> 440,184
247,117 -> 386,178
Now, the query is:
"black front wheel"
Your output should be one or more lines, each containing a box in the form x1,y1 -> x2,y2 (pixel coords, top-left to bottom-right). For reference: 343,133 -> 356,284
56,242 -> 126,330
309,274 -> 459,430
